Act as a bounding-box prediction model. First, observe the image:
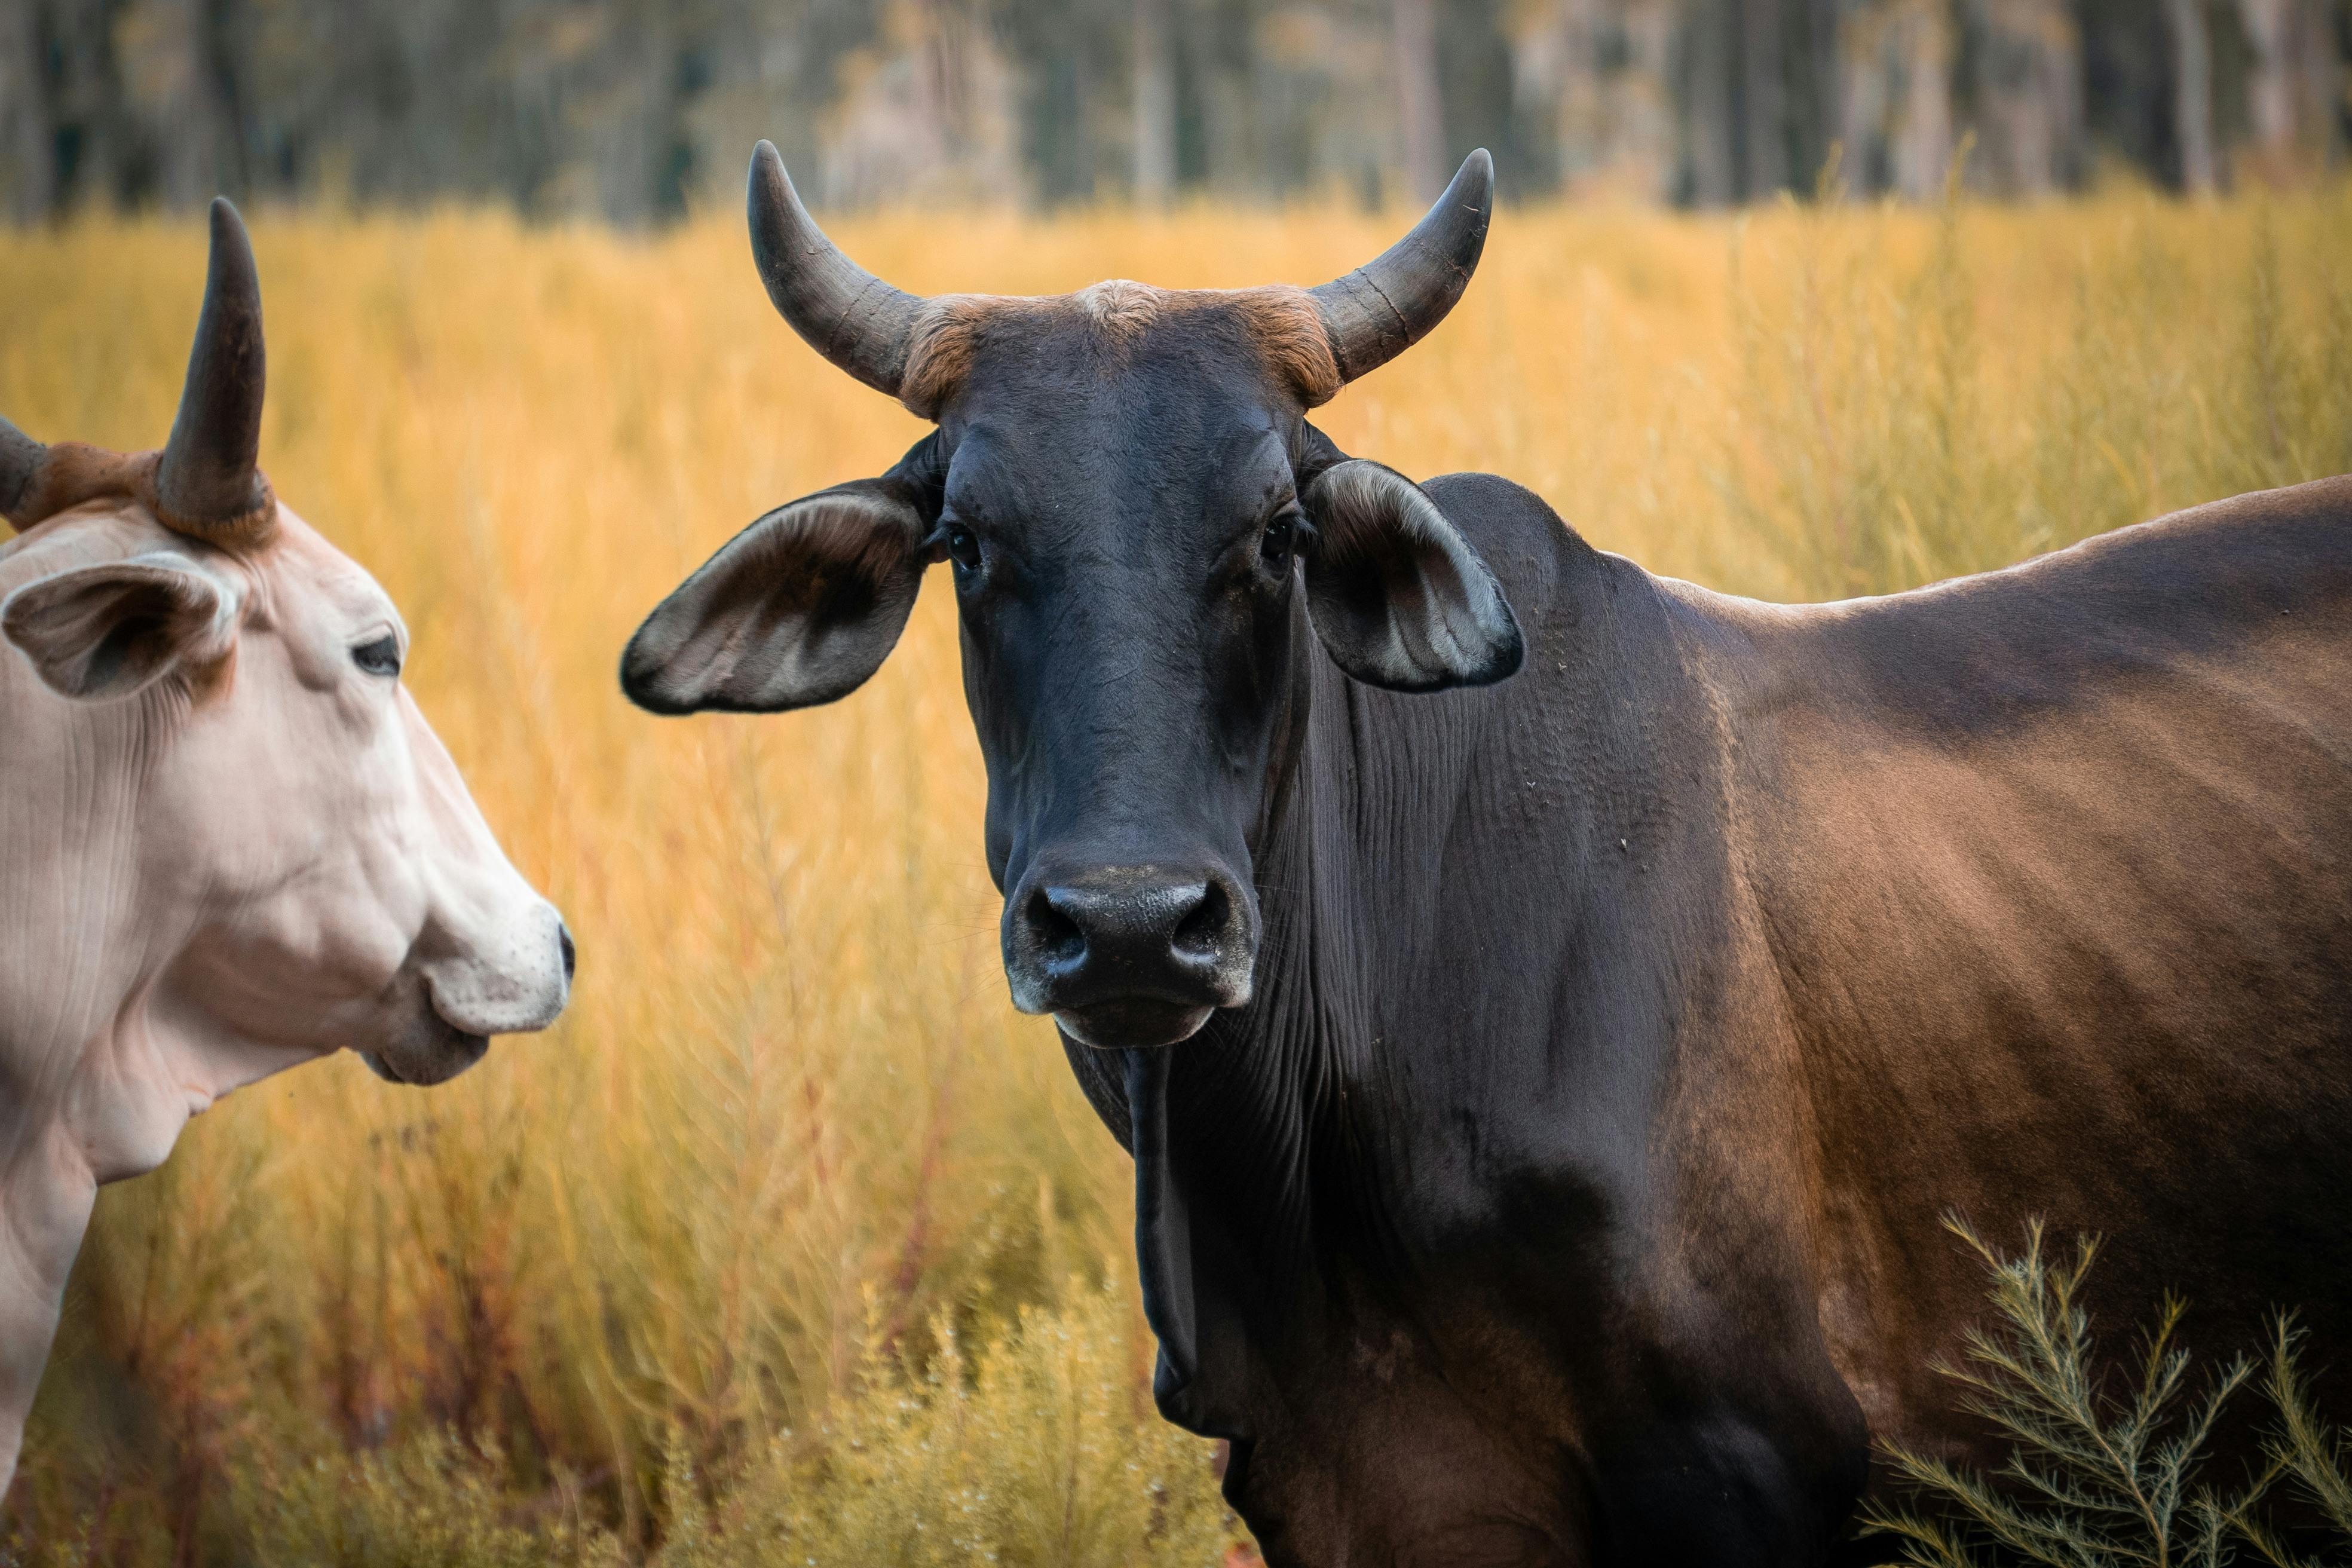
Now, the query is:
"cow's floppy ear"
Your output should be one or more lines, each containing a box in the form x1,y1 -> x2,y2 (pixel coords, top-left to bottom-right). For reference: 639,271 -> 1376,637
1300,458 -> 1523,691
1,553 -> 238,702
621,473 -> 936,715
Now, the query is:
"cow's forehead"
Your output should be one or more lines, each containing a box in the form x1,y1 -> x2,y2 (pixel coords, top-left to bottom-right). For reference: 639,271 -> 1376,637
943,411 -> 1293,531
258,508 -> 403,638
929,290 -> 1307,525
912,281 -> 1339,421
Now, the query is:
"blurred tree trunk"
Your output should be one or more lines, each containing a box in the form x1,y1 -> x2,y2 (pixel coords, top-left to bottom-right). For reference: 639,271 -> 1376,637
0,0 -> 54,220
1792,0 -> 1850,192
1965,0 -> 2083,194
2233,0 -> 2324,176
2164,0 -> 2216,191
1892,0 -> 1954,198
1743,0 -> 1789,194
1393,0 -> 1445,200
2236,0 -> 2295,155
2301,0 -> 2343,167
151,0 -> 235,207
1683,0 -> 1738,203
1132,0 -> 1174,204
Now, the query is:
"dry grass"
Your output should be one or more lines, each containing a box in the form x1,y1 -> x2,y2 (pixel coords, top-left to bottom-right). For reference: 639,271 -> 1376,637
1,183 -> 2348,1563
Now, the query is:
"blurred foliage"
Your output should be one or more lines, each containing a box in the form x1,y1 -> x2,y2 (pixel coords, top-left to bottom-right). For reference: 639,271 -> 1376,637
0,183 -> 2347,1561
2,1 -> 2347,223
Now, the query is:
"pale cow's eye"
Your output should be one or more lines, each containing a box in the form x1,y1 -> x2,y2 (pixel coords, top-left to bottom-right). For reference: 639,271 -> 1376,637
351,635 -> 402,678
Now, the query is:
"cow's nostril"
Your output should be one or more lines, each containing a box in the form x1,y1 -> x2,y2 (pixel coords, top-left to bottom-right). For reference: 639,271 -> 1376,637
559,924 -> 577,982
1014,868 -> 1253,1027
1030,887 -> 1087,967
1172,880 -> 1229,959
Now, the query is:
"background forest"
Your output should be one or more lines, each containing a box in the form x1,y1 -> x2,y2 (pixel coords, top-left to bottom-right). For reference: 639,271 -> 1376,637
3,0 -> 2350,222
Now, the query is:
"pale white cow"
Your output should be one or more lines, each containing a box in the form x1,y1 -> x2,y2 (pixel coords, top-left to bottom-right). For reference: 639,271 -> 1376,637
0,201 -> 572,1486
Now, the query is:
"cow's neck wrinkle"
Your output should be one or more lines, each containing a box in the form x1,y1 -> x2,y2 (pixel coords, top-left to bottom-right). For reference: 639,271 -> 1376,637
0,691 -> 154,1134
1139,644 -> 1493,1321
0,689 -> 272,1190
0,680 -> 135,1467
1141,536 -> 1704,1359
1114,642 -> 1402,1436
1120,1048 -> 1203,1409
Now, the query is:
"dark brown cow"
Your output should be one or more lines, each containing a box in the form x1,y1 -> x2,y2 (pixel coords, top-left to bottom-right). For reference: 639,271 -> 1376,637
624,143 -> 2352,1564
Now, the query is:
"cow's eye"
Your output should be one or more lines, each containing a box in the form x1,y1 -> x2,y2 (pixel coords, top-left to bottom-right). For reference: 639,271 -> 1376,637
1260,511 -> 1298,572
351,635 -> 402,678
945,525 -> 982,572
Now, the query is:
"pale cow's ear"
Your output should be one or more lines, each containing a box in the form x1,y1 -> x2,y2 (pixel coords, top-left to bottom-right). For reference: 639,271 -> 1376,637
1300,459 -> 1523,692
621,475 -> 933,715
1,553 -> 238,702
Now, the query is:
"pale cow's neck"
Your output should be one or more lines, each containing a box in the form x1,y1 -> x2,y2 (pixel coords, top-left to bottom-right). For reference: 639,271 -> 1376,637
0,528 -> 219,1486
0,670 -> 142,1485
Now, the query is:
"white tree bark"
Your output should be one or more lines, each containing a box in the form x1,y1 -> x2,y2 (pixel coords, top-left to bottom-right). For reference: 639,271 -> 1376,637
2235,0 -> 2302,169
2164,0 -> 2216,192
0,0 -> 52,221
1133,0 -> 1175,206
1685,0 -> 1738,204
1393,0 -> 1446,202
1744,0 -> 1788,195
1892,0 -> 1955,200
151,0 -> 232,207
1968,0 -> 2084,195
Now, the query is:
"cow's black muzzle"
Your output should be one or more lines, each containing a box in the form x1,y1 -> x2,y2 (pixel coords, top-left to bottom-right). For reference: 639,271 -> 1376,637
1003,862 -> 1257,1048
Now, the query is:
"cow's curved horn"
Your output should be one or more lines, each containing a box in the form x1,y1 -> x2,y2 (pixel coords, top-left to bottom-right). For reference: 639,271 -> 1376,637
747,141 -> 926,398
1309,149 -> 1493,384
154,197 -> 272,540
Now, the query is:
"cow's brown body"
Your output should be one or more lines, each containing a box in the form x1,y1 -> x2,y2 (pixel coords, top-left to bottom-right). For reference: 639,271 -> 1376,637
1742,476 -> 2352,1460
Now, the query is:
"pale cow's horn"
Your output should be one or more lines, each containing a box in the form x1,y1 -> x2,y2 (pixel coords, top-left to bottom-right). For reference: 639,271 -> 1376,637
0,418 -> 153,537
154,198 -> 274,542
1309,149 -> 1493,385
746,141 -> 927,399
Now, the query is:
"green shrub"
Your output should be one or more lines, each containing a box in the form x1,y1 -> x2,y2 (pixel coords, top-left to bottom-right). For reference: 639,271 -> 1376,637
1864,1220 -> 2352,1568
234,1432 -> 624,1568
652,1275 -> 1235,1568
7,1275 -> 1233,1567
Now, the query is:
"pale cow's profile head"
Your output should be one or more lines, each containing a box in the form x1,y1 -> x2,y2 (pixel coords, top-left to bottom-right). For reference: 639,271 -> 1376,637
0,202 -> 573,1484
0,201 -> 574,1112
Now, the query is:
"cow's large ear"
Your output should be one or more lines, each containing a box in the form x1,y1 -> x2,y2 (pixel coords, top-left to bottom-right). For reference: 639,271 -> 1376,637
1,553 -> 238,702
1300,459 -> 1522,691
621,472 -> 936,715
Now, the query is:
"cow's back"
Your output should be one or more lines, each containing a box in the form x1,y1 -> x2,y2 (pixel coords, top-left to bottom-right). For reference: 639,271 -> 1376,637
1717,474 -> 2352,1460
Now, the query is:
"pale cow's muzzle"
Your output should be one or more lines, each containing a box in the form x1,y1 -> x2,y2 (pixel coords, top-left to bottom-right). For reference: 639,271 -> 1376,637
363,898 -> 574,1086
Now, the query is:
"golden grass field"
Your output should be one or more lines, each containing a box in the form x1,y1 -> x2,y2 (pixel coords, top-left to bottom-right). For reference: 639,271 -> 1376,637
1,184 -> 2348,1564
